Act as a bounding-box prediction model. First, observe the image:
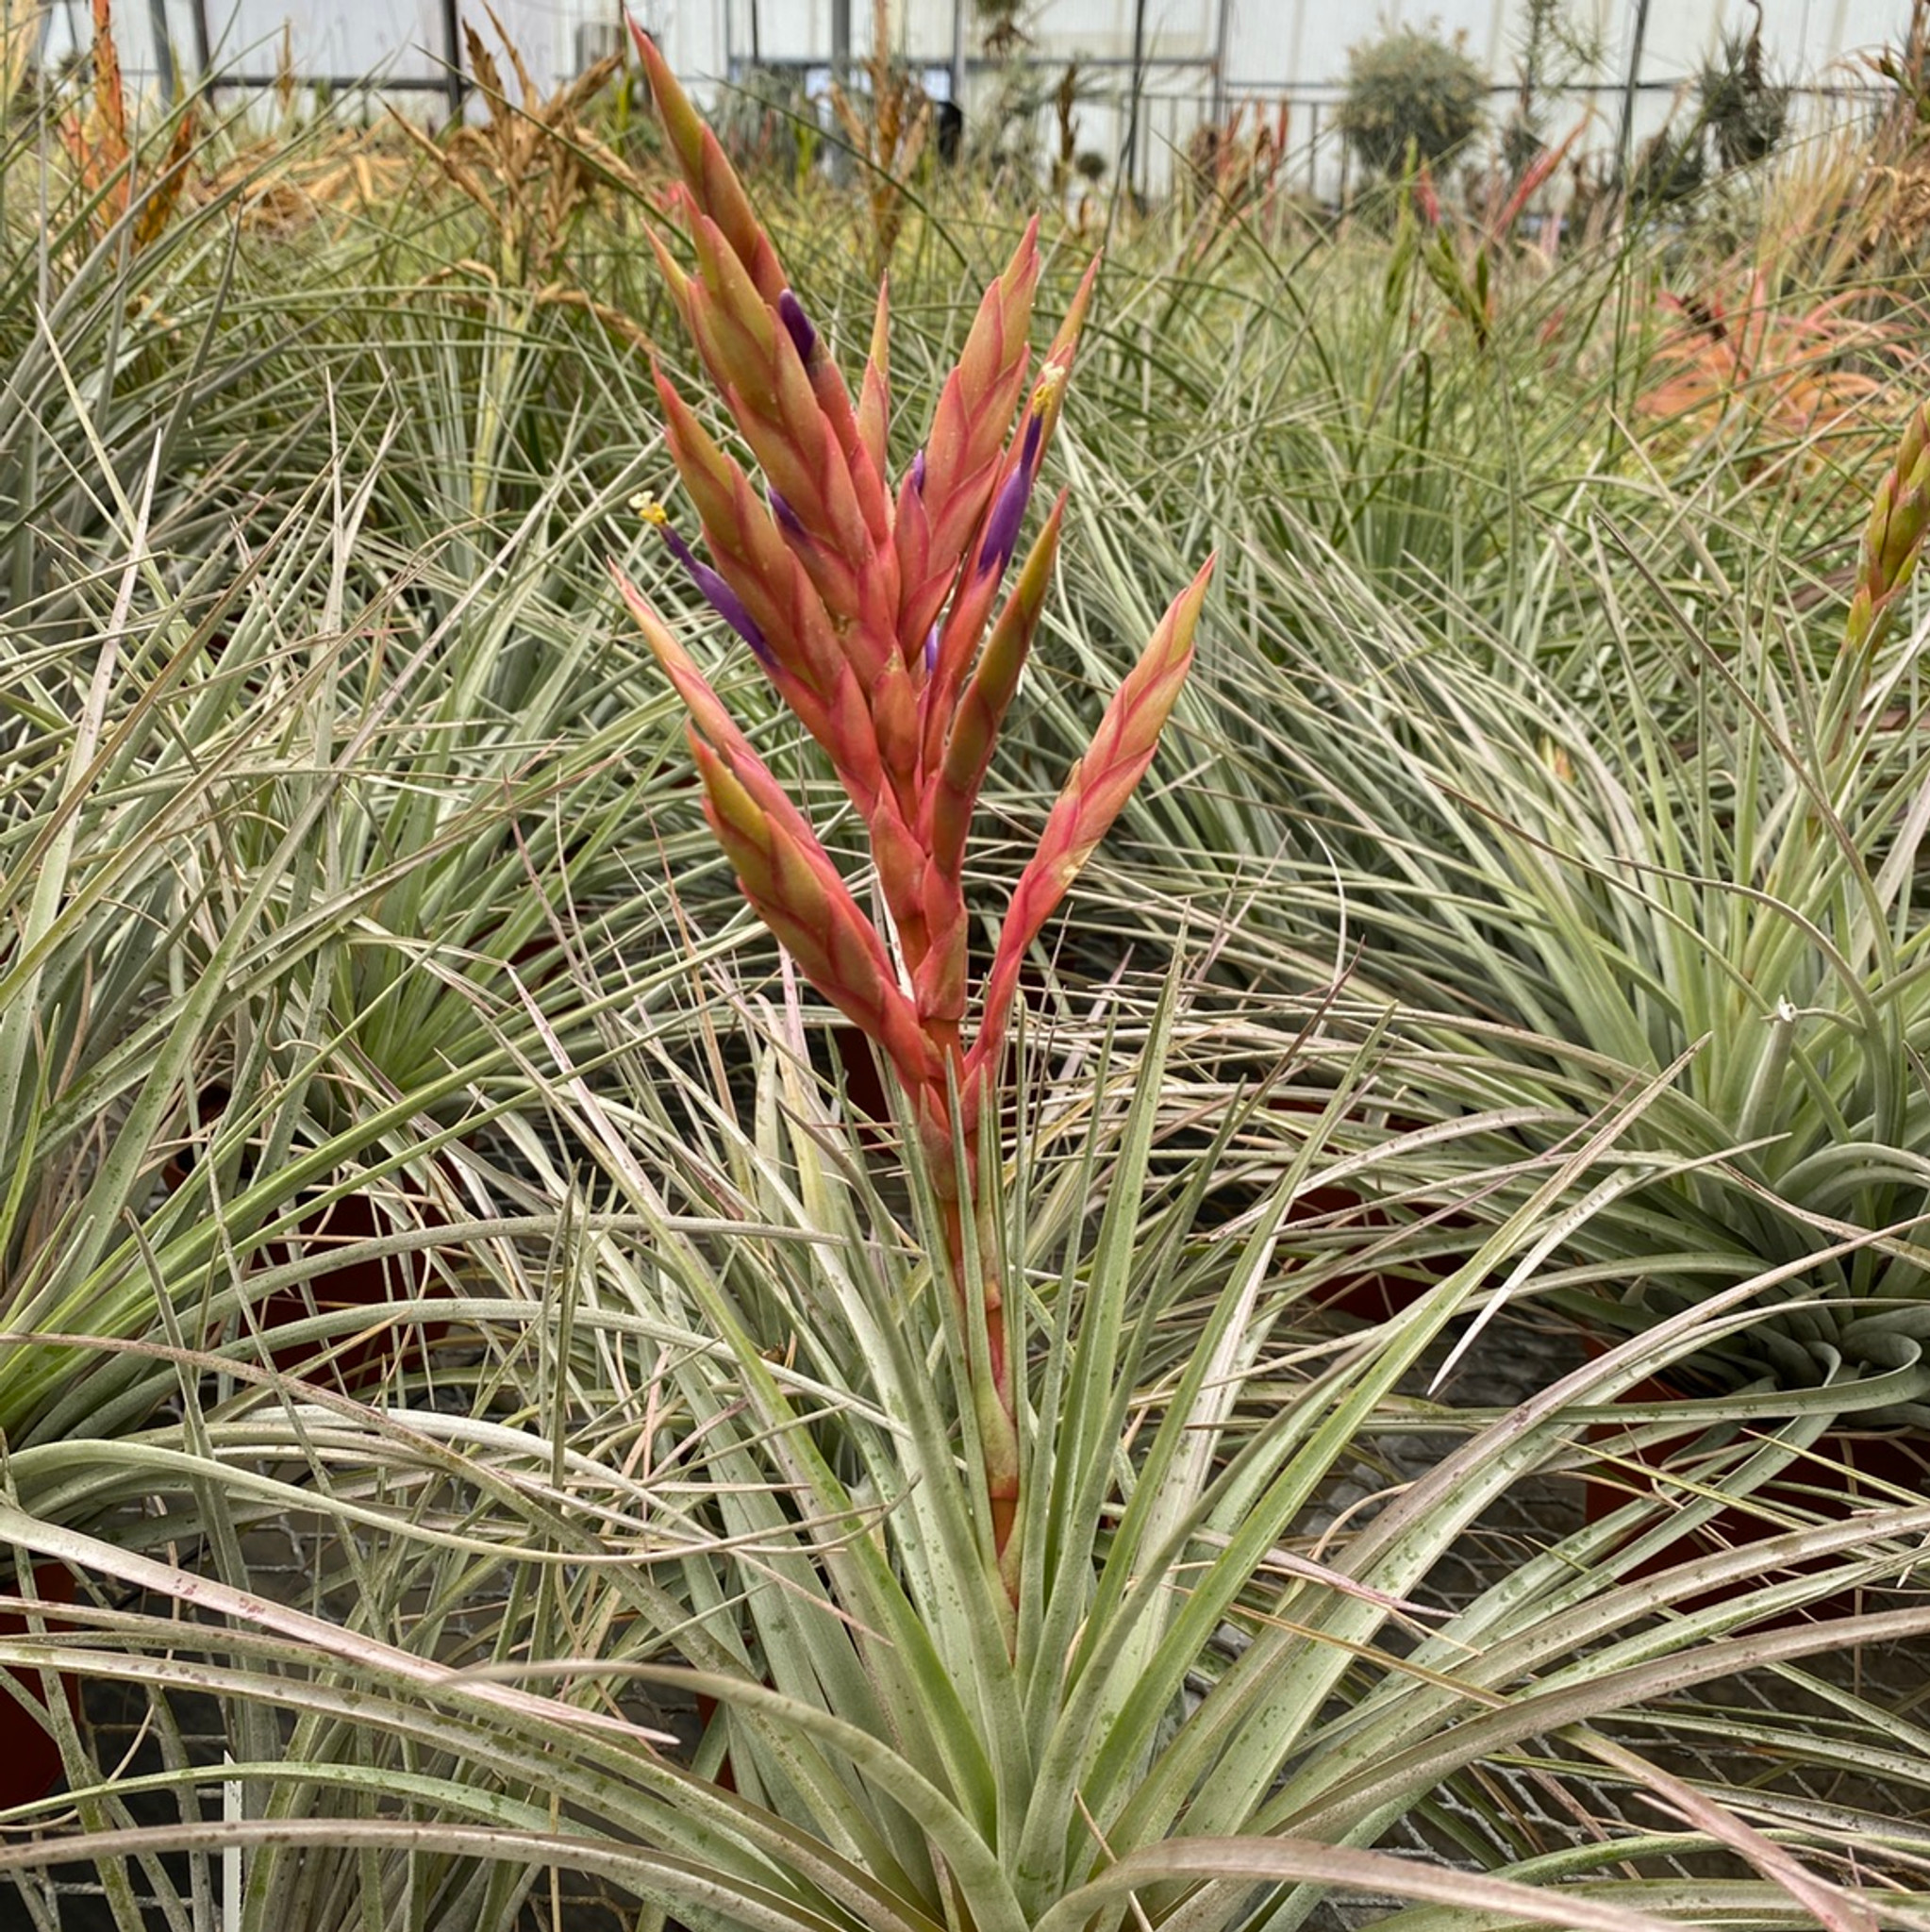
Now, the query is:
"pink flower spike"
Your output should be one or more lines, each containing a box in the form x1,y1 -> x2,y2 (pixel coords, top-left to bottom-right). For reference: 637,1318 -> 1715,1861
1414,160 -> 1440,226
620,45 -> 1212,1607
970,555 -> 1214,1083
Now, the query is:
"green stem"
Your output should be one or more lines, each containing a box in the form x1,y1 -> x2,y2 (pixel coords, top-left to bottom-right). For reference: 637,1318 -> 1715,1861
929,1107 -> 1021,1619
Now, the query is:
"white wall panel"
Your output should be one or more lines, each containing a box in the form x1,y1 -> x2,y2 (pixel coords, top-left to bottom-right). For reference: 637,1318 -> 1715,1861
33,0 -> 1910,162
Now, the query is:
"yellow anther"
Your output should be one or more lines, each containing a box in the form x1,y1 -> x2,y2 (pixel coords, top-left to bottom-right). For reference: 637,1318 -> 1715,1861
630,492 -> 670,525
1029,362 -> 1067,414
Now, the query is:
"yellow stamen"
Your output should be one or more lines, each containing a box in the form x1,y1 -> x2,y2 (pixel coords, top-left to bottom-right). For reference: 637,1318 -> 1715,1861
630,492 -> 670,525
1029,363 -> 1067,415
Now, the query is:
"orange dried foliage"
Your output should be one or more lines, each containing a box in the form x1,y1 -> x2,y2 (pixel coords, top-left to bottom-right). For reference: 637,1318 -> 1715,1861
1638,271 -> 1918,482
60,0 -> 195,251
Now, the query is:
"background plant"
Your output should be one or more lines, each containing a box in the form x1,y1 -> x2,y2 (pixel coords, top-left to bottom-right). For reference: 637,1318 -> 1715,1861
1339,24 -> 1489,181
1501,0 -> 1603,176
1697,2 -> 1790,172
1636,265 -> 1917,483
827,0 -> 934,276
390,10 -> 654,339
1090,395 -> 1930,1419
1624,121 -> 1710,214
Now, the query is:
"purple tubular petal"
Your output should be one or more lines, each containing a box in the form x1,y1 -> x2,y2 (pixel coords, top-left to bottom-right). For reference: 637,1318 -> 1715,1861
1018,408 -> 1044,477
923,625 -> 940,675
654,520 -> 774,666
778,289 -> 818,365
975,462 -> 1033,585
691,561 -> 774,666
768,486 -> 808,541
908,448 -> 926,495
973,410 -> 1048,586
654,517 -> 704,581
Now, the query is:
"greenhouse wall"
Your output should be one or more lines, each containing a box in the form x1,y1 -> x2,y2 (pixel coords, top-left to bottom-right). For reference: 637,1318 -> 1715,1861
24,0 -> 1912,198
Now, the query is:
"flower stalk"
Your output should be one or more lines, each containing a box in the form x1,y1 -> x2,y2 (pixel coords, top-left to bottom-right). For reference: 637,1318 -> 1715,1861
616,25 -> 1212,1606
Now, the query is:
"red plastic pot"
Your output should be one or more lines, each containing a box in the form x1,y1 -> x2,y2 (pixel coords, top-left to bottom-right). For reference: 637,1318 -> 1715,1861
0,1564 -> 80,1807
165,1092 -> 456,1395
249,1184 -> 454,1395
1582,1369 -> 1930,1624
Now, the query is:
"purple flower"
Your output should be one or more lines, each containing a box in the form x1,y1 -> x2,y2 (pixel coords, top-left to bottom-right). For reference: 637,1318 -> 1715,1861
768,486 -> 808,541
973,408 -> 1049,585
688,557 -> 774,667
976,458 -> 1032,583
908,448 -> 926,496
778,289 -> 818,365
924,625 -> 940,675
1017,407 -> 1044,478
639,497 -> 774,666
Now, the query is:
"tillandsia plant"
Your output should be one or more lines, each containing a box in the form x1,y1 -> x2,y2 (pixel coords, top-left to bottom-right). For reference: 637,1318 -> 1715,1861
1636,266 -> 1915,485
1181,396 -> 1930,1419
612,28 -> 1212,1603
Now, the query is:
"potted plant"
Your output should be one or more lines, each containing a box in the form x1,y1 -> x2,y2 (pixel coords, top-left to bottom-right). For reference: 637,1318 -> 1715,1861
8,990 -> 1930,1923
1147,402 -> 1930,1536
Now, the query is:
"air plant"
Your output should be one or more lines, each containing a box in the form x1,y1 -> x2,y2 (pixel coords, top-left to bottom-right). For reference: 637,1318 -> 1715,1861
613,27 -> 1211,1604
1413,121 -> 1585,348
1193,399 -> 1930,1419
5,58 -> 1930,1932
1638,268 -> 1911,481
